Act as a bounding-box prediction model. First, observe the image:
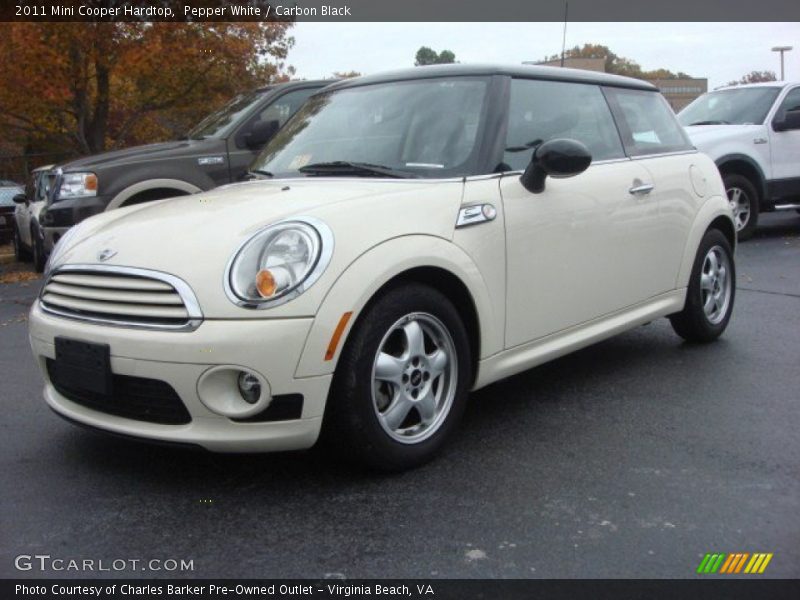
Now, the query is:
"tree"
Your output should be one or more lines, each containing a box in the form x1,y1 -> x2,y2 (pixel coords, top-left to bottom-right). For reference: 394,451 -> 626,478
333,71 -> 362,79
414,46 -> 457,66
726,70 -> 777,86
0,22 -> 294,157
542,43 -> 693,80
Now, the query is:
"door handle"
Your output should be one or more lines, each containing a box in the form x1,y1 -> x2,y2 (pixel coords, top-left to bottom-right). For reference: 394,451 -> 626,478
629,182 -> 655,195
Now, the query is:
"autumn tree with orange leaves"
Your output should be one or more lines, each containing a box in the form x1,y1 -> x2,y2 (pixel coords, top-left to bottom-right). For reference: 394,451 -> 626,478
0,22 -> 295,159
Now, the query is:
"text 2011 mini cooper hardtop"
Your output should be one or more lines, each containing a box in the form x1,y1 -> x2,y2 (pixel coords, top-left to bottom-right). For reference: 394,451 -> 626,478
29,65 -> 736,469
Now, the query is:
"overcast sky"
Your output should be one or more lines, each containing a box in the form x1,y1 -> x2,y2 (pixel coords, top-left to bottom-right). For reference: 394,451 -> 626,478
288,22 -> 799,89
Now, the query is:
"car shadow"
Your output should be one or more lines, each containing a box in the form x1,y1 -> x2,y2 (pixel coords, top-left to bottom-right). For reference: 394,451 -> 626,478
53,321 -> 710,495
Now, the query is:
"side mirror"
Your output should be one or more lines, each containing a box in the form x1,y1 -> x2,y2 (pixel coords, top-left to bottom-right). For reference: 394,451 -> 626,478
243,119 -> 280,149
12,193 -> 27,204
520,138 -> 592,194
773,109 -> 800,132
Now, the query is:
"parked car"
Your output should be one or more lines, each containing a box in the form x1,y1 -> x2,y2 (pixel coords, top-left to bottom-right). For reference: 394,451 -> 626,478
678,81 -> 800,240
12,165 -> 53,271
0,184 -> 24,244
40,79 -> 333,253
30,65 -> 736,470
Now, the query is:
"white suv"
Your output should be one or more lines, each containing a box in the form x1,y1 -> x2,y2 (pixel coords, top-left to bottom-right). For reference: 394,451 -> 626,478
679,81 -> 800,239
29,65 -> 735,470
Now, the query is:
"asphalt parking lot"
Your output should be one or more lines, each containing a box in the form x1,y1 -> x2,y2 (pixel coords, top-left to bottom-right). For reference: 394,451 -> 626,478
1,212 -> 798,579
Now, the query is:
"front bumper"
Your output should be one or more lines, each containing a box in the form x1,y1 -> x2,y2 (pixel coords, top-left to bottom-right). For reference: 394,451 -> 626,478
29,301 -> 332,452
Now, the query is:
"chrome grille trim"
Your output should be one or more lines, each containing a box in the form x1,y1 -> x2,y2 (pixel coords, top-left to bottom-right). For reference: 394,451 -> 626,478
40,264 -> 203,331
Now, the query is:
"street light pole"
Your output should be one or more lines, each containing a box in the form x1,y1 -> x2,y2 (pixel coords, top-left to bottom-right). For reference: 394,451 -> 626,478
771,46 -> 793,81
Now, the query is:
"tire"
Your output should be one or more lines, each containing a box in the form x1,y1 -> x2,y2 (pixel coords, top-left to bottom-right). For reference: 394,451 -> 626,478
323,283 -> 472,471
31,226 -> 46,273
12,226 -> 30,263
670,228 -> 736,343
723,173 -> 759,241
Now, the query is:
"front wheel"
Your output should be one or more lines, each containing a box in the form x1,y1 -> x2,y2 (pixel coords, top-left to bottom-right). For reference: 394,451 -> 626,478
724,173 -> 759,241
670,229 -> 735,343
324,283 -> 472,471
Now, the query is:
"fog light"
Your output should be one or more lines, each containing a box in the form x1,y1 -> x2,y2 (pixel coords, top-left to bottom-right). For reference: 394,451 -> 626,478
237,372 -> 261,404
197,366 -> 271,418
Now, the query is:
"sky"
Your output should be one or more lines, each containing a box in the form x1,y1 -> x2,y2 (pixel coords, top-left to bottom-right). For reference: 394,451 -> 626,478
287,22 -> 800,89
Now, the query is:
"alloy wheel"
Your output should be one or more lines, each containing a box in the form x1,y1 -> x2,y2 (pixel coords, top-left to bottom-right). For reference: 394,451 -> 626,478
371,312 -> 458,444
727,186 -> 750,232
700,245 -> 732,325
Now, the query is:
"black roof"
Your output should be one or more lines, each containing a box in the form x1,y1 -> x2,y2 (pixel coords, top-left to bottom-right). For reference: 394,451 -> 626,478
324,64 -> 656,93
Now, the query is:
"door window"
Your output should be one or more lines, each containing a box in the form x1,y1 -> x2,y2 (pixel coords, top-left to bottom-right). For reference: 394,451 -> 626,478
235,88 -> 318,149
774,87 -> 800,121
501,79 -> 625,172
605,87 -> 693,156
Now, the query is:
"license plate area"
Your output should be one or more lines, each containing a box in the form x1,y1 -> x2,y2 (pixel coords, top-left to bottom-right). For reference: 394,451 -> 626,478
53,337 -> 112,396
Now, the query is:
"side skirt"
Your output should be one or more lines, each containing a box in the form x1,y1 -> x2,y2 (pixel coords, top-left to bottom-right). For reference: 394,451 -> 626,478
473,289 -> 686,390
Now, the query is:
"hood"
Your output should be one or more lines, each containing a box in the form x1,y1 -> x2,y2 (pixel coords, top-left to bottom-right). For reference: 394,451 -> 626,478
58,138 -> 217,171
684,124 -> 763,147
53,178 -> 465,318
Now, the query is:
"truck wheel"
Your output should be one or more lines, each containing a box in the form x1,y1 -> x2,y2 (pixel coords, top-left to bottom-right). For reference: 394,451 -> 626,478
670,228 -> 735,343
324,283 -> 471,471
723,173 -> 759,241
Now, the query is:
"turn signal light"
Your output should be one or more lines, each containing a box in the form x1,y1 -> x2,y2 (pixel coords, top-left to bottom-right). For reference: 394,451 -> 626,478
256,269 -> 277,297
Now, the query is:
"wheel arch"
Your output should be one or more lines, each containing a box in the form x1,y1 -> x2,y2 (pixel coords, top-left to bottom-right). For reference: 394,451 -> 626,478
715,154 -> 767,204
106,179 -> 203,211
295,235 -> 499,385
675,195 -> 736,289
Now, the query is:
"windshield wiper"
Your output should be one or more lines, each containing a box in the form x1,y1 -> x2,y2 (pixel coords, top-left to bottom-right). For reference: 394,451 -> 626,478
688,120 -> 730,126
248,169 -> 274,179
298,161 -> 418,179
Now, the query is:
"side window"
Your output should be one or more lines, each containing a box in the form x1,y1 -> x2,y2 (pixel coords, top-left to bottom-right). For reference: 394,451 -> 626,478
257,88 -> 318,128
236,88 -> 318,150
605,87 -> 693,156
502,79 -> 625,172
775,87 -> 800,118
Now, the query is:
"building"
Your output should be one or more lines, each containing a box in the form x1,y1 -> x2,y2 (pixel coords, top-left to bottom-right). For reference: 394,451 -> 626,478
645,78 -> 708,111
529,57 -> 707,112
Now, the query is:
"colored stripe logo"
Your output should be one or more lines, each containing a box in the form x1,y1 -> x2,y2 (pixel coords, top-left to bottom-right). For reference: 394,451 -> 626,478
697,552 -> 773,574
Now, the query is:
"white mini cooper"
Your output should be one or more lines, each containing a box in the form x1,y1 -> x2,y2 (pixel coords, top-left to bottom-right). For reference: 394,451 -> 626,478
29,65 -> 736,470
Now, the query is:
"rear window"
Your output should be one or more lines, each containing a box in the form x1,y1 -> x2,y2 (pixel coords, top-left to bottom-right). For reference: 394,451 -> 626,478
605,88 -> 693,156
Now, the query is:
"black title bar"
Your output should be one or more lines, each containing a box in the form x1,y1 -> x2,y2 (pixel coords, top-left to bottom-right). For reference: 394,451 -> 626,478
2,0 -> 800,22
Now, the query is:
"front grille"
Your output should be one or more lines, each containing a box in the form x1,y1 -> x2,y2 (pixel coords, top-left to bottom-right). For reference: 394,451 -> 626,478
47,359 -> 192,425
41,266 -> 202,330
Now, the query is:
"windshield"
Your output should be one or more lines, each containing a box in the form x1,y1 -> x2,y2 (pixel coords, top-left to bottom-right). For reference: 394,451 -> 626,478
678,87 -> 781,126
187,89 -> 268,139
252,77 -> 490,178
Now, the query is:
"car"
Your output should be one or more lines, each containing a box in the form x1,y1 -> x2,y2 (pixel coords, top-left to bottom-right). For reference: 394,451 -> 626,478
28,64 -> 736,470
678,81 -> 800,240
39,79 -> 333,253
12,165 -> 53,271
0,184 -> 24,244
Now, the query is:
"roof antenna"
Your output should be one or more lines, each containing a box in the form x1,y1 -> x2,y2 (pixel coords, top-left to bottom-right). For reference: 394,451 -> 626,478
560,2 -> 569,68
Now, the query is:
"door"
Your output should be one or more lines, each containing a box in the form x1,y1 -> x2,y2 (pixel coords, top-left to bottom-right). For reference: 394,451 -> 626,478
769,86 -> 800,183
227,86 -> 320,181
500,78 -> 663,348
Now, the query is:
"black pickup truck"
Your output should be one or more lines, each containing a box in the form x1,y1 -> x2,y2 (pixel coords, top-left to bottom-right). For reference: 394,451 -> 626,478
41,79 -> 332,251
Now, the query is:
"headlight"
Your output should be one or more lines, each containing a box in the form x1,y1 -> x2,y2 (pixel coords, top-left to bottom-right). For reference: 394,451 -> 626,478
57,172 -> 97,200
225,218 -> 333,308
